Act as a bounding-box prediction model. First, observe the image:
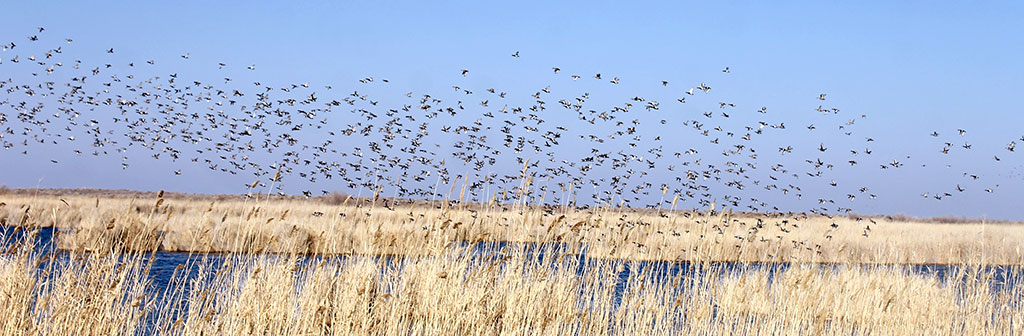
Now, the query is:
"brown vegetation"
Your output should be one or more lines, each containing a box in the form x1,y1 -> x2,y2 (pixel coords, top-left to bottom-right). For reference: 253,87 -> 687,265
0,190 -> 1023,335
0,191 -> 1021,264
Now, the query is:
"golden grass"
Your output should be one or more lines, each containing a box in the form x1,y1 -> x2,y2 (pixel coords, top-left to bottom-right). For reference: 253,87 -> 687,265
0,229 -> 1021,335
0,230 -> 152,335
0,191 -> 1023,335
1,193 -> 1021,264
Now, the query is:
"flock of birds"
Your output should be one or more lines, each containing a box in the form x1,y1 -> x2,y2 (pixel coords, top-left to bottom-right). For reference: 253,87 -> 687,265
1,27 -> 1020,226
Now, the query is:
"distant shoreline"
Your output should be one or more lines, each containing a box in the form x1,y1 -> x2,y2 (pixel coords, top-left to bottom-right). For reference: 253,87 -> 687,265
1,186 -> 1019,225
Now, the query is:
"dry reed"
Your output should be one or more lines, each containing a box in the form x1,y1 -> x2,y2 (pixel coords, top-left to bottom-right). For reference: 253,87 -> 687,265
0,191 -> 1022,335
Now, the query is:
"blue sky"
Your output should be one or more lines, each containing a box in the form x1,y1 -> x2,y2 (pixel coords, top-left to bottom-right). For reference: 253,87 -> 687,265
1,1 -> 1022,219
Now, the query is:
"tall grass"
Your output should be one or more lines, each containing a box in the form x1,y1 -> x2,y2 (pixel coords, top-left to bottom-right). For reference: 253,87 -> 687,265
1,194 -> 1021,264
0,230 -> 153,335
0,192 -> 1022,335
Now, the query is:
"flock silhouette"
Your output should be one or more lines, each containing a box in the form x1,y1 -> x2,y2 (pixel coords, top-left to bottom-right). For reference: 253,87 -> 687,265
0,27 -> 1018,222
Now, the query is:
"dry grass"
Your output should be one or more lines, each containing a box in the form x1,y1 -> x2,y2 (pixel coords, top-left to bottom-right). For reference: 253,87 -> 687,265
1,191 -> 1023,335
1,193 -> 1021,264
0,230 -> 152,336
0,228 -> 1021,335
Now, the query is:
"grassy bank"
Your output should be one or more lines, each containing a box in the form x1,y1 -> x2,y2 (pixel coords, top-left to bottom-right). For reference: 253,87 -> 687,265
1,228 -> 1021,335
1,192 -> 1021,264
1,191 -> 1023,335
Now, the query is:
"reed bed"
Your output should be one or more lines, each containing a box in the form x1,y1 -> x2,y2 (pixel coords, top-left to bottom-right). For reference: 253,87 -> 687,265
0,229 -> 1021,335
1,193 -> 1021,264
0,192 -> 1023,335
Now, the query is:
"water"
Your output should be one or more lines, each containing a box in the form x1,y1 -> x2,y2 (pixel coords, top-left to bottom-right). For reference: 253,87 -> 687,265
2,225 -> 1021,332
4,226 -> 1021,289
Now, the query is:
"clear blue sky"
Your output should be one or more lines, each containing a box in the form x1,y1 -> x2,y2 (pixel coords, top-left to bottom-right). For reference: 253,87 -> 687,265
1,1 -> 1022,219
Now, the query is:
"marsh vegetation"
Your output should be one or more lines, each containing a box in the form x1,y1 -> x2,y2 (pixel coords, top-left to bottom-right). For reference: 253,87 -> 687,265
1,190 -> 1022,335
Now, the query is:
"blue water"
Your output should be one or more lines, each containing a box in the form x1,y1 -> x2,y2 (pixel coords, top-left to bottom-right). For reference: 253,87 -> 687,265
4,226 -> 1021,287
3,225 -> 1021,326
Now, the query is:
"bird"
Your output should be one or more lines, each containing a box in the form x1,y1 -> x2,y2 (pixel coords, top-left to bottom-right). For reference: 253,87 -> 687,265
0,25 -> 1012,234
